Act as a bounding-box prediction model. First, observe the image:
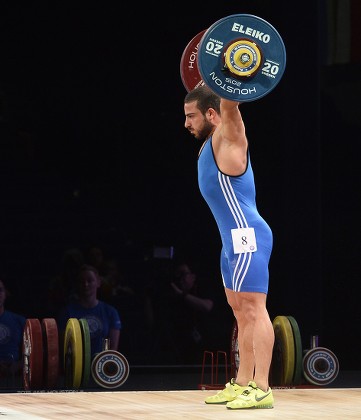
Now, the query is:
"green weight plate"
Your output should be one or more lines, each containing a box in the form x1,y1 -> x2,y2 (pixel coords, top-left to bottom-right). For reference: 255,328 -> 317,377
271,315 -> 295,387
79,318 -> 91,388
287,315 -> 303,385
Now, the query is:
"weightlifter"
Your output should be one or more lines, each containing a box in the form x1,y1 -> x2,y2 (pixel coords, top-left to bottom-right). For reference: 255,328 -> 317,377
183,85 -> 274,409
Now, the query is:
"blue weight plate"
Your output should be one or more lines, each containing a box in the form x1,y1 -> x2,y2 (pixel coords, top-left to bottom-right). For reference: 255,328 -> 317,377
198,14 -> 286,101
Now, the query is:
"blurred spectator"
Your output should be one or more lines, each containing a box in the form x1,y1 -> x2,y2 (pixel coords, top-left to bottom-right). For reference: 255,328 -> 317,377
99,258 -> 135,301
0,279 -> 26,382
147,261 -> 215,364
57,264 -> 122,358
85,245 -> 106,276
47,247 -> 85,317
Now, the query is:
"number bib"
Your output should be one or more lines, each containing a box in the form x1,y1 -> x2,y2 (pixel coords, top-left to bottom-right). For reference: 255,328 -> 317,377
231,227 -> 257,254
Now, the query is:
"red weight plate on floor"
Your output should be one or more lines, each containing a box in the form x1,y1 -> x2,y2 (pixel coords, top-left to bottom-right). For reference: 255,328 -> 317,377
42,318 -> 59,389
23,318 -> 44,390
180,30 -> 206,92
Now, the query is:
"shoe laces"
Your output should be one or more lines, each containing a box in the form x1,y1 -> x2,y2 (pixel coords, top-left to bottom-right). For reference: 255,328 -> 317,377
226,379 -> 238,396
241,381 -> 258,396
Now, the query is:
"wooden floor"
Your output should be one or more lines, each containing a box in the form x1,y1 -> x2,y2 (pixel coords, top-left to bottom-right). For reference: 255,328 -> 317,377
0,388 -> 360,419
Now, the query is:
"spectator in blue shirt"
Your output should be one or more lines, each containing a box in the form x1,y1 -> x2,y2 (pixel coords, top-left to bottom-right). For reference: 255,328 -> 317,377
57,264 -> 122,358
0,279 -> 26,378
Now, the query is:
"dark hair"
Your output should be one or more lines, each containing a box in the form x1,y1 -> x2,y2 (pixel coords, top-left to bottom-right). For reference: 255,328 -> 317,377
184,85 -> 221,115
78,264 -> 99,276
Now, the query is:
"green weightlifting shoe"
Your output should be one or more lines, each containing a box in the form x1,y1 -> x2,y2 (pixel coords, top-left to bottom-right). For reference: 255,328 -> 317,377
205,378 -> 248,404
226,381 -> 274,409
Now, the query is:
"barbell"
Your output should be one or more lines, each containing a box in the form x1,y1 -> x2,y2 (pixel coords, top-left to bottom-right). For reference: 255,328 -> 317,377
180,14 -> 286,101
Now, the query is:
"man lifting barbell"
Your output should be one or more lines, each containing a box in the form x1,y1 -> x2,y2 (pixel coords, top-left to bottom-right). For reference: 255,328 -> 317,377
181,14 -> 286,410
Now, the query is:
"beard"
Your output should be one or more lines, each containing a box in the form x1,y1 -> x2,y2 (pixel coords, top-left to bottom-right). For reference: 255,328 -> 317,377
193,119 -> 215,140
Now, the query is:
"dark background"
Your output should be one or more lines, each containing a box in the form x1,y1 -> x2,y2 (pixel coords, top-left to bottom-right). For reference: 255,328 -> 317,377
1,1 -> 360,371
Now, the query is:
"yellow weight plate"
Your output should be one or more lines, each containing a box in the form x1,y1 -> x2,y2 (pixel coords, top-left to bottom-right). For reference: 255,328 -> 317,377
79,318 -> 91,388
64,318 -> 83,389
271,315 -> 295,386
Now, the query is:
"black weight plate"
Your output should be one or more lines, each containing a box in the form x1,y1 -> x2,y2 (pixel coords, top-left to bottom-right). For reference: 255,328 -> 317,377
198,14 -> 286,101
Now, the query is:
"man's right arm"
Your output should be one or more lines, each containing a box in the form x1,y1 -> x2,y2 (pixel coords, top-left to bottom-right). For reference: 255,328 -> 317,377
213,99 -> 248,175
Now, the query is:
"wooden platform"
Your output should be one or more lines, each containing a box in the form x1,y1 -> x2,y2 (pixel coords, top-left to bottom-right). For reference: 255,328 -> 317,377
0,388 -> 360,419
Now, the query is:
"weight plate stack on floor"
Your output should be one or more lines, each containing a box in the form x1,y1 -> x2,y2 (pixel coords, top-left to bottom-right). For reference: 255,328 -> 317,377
41,318 -> 59,389
23,318 -> 44,390
286,315 -> 303,386
64,318 -> 83,389
91,350 -> 130,389
79,318 -> 91,388
270,315 -> 295,387
303,346 -> 339,386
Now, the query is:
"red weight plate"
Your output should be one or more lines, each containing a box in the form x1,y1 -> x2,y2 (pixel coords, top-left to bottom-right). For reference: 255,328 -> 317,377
42,318 -> 59,389
23,318 -> 44,390
180,30 -> 207,92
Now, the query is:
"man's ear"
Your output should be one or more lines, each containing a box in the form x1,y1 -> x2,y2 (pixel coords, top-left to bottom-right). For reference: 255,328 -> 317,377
207,108 -> 214,118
